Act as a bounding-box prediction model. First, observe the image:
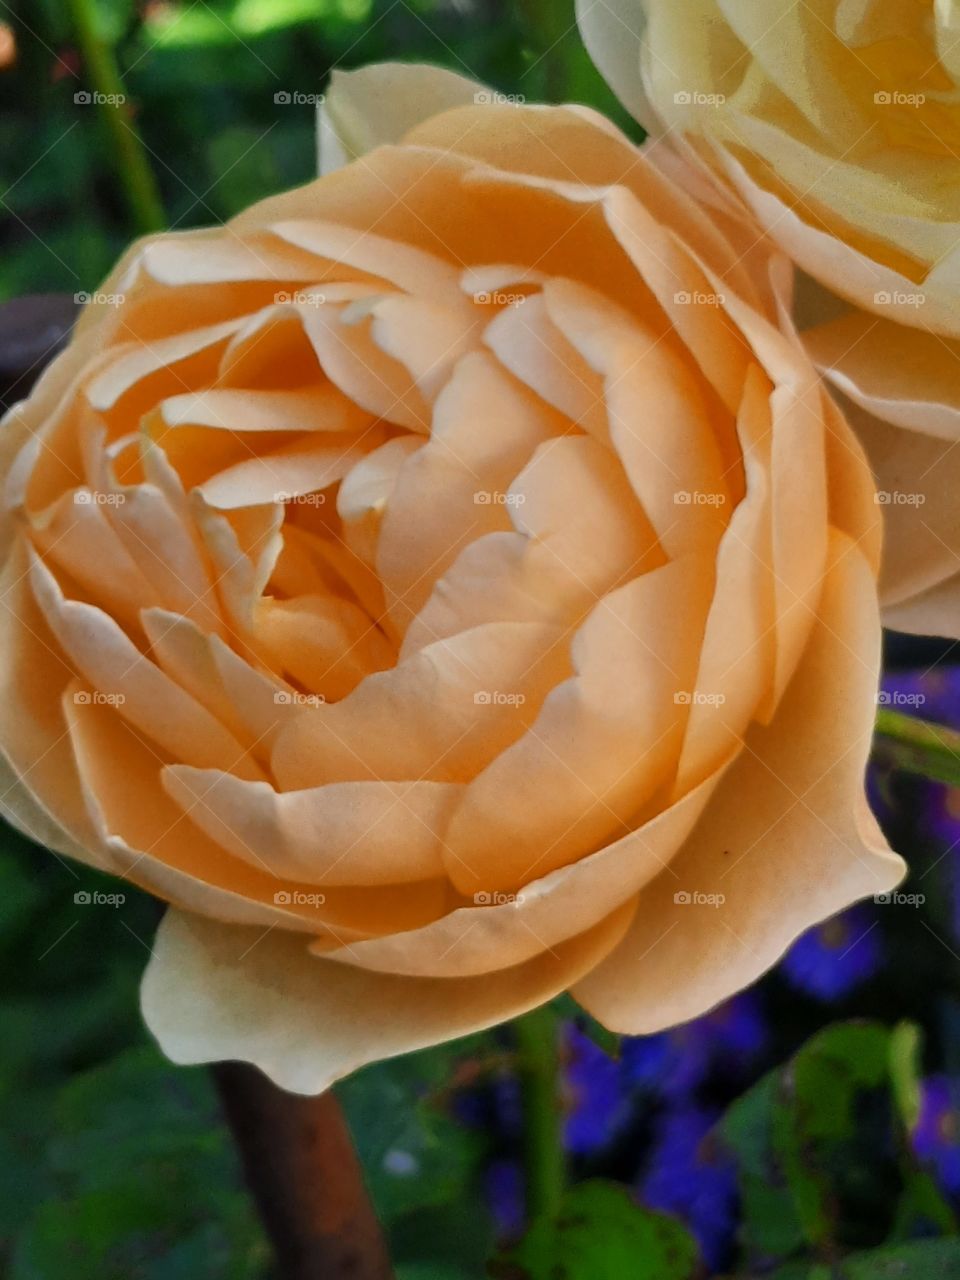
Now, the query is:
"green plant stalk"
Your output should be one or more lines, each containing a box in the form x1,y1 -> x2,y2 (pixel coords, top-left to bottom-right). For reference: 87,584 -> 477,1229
63,0 -> 165,235
515,1006 -> 565,1222
875,708 -> 960,788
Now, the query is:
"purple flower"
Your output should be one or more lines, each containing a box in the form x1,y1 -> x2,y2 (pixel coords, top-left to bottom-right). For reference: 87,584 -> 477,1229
880,668 -> 959,728
638,1106 -> 737,1270
484,1157 -> 525,1239
780,905 -> 883,1002
912,1075 -> 960,1196
621,992 -> 767,1098
562,1024 -> 629,1155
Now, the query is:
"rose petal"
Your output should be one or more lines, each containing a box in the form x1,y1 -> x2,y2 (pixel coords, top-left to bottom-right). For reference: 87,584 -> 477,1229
140,899 -> 635,1095
573,530 -> 905,1031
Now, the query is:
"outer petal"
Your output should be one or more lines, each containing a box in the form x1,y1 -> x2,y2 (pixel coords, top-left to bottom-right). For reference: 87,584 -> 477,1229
318,62 -> 486,175
141,901 -> 634,1095
573,530 -> 905,1031
575,0 -> 658,136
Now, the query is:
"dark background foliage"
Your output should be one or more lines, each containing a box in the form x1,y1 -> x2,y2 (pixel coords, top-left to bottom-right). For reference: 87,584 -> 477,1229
3,2 -> 960,1277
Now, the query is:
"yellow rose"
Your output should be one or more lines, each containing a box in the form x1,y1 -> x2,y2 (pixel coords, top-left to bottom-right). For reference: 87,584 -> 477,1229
0,64 -> 902,1093
578,0 -> 960,637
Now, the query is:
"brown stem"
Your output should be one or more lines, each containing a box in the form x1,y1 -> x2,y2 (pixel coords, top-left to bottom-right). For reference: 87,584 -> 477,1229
213,1062 -> 395,1280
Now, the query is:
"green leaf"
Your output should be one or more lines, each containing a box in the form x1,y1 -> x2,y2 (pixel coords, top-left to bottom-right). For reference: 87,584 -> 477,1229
337,1039 -> 489,1225
492,1181 -> 698,1280
720,1072 -> 806,1257
721,1021 -> 927,1262
836,1238 -> 960,1277
9,1047 -> 268,1280
889,1021 -> 923,1132
232,0 -> 331,36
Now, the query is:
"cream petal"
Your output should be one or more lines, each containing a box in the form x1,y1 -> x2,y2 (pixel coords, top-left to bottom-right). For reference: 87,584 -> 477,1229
254,594 -> 393,702
883,573 -> 960,638
197,431 -> 384,510
822,393 -> 883,575
141,608 -> 288,760
805,312 -> 960,443
401,434 -> 662,652
377,351 -> 563,636
273,219 -> 464,305
62,686 -> 385,937
336,435 -> 423,571
318,62 -> 486,175
840,396 -> 960,618
721,149 -> 960,337
85,320 -> 241,412
674,366 -> 776,793
97,483 -> 221,634
571,1 -> 657,135
29,490 -> 161,636
163,768 -> 460,886
0,549 -> 114,870
323,771 -> 721,979
141,234 -> 321,288
29,555 -> 264,780
368,294 -> 479,402
542,277 -> 730,557
443,554 -> 712,896
159,386 -> 372,434
271,621 -> 570,788
482,293 -> 608,434
140,901 -> 634,1095
602,186 -> 752,413
299,304 -> 429,432
407,101 -> 764,311
573,531 -> 905,1031
192,497 -> 283,633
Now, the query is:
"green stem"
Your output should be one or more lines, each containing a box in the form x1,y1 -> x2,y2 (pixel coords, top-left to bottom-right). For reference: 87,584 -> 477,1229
519,0 -> 575,102
63,0 -> 165,235
515,1006 -> 565,1222
874,708 -> 960,788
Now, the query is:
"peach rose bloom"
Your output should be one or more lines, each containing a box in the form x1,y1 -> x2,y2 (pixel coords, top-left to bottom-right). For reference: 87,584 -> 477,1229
578,0 -> 960,638
0,64 -> 903,1093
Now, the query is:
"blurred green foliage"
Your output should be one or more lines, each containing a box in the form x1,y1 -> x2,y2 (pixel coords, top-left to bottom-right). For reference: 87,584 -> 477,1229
720,1021 -> 956,1269
0,0 -> 631,300
5,3 -> 960,1279
492,1182 -> 699,1280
